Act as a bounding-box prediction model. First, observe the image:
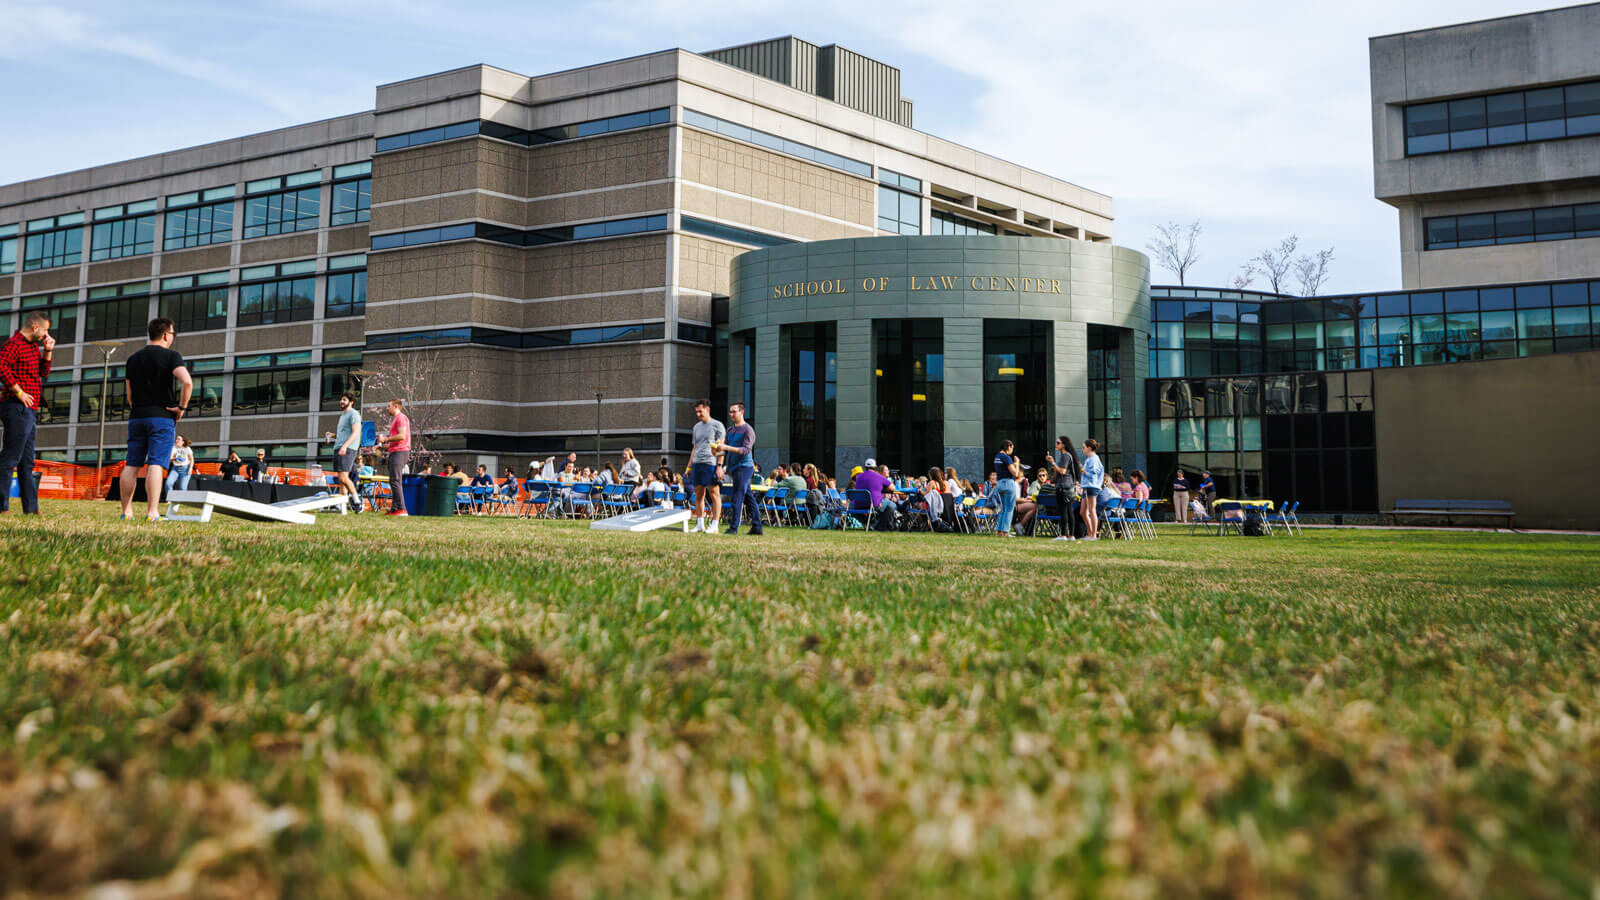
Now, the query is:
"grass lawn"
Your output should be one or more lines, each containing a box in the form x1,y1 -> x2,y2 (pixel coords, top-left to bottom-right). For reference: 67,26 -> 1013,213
2,501 -> 1598,898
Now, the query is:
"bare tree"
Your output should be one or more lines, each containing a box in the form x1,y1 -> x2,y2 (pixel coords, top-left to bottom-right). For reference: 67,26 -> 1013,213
1230,263 -> 1258,291
1293,247 -> 1336,296
359,348 -> 470,469
1145,220 -> 1202,286
1250,235 -> 1298,294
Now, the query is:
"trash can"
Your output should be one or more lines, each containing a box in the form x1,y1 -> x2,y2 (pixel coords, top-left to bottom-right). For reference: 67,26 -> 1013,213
423,474 -> 458,517
400,475 -> 427,515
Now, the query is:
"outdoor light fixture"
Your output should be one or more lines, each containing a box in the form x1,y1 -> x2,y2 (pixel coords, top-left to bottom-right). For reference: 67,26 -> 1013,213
875,368 -> 883,376
89,340 -> 123,469
912,393 -> 926,402
998,366 -> 1024,376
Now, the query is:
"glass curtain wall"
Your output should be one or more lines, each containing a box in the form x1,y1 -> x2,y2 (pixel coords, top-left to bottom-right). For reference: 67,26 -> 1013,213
1087,326 -> 1123,470
875,319 -> 943,475
982,320 -> 1049,468
787,323 -> 837,472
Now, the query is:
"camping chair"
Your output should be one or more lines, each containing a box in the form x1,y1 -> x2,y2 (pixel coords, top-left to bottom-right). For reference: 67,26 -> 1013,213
1034,492 -> 1062,538
843,489 -> 875,531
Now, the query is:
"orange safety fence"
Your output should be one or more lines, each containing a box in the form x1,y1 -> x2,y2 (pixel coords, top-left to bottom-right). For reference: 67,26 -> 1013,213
26,460 -> 337,501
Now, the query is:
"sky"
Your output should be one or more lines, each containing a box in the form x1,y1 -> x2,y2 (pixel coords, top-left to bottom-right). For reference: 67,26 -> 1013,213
0,0 -> 1560,294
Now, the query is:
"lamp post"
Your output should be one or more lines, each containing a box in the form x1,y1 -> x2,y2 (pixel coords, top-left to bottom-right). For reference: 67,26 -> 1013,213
593,390 -> 603,469
89,340 -> 122,469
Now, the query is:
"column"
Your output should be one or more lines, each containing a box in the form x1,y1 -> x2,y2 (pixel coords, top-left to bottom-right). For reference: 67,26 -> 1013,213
832,318 -> 874,479
753,323 -> 784,472
941,317 -> 984,476
1052,319 -> 1090,449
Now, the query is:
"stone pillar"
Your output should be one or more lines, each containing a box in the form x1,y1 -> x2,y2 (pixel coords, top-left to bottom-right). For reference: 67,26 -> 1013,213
1118,327 -> 1149,475
833,317 -> 874,478
942,317 -> 984,476
1052,319 -> 1090,449
753,323 -> 786,471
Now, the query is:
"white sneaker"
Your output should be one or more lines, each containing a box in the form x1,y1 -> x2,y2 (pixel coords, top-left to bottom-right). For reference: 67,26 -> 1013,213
1054,535 -> 1074,541
706,522 -> 720,534
688,520 -> 702,533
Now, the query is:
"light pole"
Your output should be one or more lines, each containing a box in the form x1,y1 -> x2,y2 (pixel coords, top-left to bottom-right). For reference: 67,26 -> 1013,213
89,340 -> 122,469
593,390 -> 603,469
350,368 -> 376,432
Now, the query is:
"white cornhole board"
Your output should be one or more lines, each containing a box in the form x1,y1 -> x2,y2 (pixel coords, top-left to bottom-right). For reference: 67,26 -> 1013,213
590,506 -> 691,532
165,489 -> 347,524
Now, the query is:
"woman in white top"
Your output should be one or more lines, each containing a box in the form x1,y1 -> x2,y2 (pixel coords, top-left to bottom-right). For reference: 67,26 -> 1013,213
164,437 -> 194,493
619,448 -> 642,484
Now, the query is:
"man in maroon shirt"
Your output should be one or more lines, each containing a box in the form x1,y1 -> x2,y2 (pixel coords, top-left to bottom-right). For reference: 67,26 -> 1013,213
0,312 -> 55,514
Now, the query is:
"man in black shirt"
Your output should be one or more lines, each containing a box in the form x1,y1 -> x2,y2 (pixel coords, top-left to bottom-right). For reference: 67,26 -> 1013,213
118,318 -> 192,521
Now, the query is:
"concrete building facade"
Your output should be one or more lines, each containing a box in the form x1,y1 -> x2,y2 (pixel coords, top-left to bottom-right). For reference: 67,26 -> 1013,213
0,39 -> 1115,472
1371,3 -> 1600,289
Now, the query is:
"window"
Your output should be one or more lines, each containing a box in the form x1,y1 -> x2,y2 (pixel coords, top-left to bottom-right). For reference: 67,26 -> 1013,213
82,283 -> 150,341
1405,78 -> 1600,155
1425,202 -> 1600,249
20,292 -> 78,345
238,261 -> 316,326
233,365 -> 312,416
931,210 -> 995,236
90,201 -> 158,260
79,366 -> 127,423
326,260 -> 367,318
679,216 -> 793,248
374,109 -> 671,152
158,277 -> 230,333
186,358 -> 226,418
243,172 -> 321,238
38,371 -> 74,425
23,214 -> 84,270
371,215 -> 669,251
0,224 -> 16,275
364,323 -> 665,351
681,110 -> 873,177
164,190 -> 235,250
331,163 -> 371,226
320,348 -> 363,410
877,169 -> 922,235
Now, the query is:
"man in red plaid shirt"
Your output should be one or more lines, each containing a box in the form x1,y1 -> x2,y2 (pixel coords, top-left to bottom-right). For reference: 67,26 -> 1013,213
0,311 -> 56,514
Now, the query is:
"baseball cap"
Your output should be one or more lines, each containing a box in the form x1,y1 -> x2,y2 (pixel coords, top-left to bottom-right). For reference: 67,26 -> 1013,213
864,457 -> 877,468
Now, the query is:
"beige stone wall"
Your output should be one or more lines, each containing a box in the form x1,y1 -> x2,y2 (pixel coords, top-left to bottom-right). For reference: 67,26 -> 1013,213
676,235 -> 745,298
240,234 -> 318,265
679,130 -> 874,230
86,258 -> 153,286
526,130 -> 669,197
522,234 -> 666,299
160,246 -> 233,275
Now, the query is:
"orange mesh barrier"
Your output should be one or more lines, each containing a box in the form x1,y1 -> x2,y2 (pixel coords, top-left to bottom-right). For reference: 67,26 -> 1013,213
24,461 -> 335,501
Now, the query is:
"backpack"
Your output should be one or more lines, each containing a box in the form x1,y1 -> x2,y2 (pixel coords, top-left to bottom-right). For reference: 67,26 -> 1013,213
811,512 -> 833,530
1242,514 -> 1266,537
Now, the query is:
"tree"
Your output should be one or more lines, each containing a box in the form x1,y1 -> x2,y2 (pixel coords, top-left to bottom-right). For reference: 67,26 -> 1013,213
1293,247 -> 1336,296
1145,220 -> 1202,286
1230,263 -> 1258,290
358,348 -> 470,469
1250,235 -> 1298,294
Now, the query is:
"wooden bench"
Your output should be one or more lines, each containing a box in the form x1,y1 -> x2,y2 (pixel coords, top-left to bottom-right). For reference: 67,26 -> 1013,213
1392,499 -> 1515,529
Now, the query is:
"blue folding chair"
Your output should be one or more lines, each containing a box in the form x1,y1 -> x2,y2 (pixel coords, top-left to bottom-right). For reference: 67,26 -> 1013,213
1215,501 -> 1246,536
843,489 -> 875,531
1101,497 -> 1131,540
565,483 -> 594,518
1034,492 -> 1062,538
454,485 -> 475,515
762,486 -> 789,526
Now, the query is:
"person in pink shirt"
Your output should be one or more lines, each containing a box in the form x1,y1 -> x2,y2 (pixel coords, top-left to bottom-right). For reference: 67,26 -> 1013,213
374,398 -> 412,516
1129,470 -> 1151,501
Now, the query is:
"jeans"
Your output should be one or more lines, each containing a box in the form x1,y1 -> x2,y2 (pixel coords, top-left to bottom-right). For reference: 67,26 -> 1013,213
726,466 -> 762,531
164,466 -> 192,493
0,400 -> 39,514
387,450 -> 409,512
995,478 -> 1019,533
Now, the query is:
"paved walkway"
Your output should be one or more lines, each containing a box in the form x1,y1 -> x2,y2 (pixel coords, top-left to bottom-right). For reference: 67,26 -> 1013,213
1293,523 -> 1599,536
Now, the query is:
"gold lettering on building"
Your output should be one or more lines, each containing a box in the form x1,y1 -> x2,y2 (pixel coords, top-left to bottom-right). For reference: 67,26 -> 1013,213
779,273 -> 1068,297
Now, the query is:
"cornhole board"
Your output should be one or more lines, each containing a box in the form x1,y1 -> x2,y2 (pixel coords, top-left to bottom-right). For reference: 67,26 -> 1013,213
590,506 -> 692,532
164,490 -> 347,524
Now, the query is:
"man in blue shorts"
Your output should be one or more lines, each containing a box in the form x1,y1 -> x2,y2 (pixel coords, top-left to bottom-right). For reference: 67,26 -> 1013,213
687,398 -> 725,533
119,317 -> 192,521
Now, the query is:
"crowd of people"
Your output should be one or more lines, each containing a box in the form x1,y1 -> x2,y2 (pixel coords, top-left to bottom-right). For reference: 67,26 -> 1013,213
0,312 -> 1221,533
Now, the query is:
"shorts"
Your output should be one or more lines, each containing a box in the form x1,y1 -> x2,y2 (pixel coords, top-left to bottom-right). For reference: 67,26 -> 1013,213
688,462 -> 720,488
125,417 -> 177,469
334,449 -> 359,474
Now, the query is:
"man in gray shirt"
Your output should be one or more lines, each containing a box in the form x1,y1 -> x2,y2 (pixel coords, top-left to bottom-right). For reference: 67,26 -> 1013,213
687,399 -> 726,533
326,391 -> 362,510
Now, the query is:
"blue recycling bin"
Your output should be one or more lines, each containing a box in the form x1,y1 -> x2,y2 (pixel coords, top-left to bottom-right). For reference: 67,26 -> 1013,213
401,475 -> 427,515
9,472 -> 41,497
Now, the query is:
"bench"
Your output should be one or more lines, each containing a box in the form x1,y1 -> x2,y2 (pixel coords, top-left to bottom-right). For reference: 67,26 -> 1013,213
1392,499 -> 1515,529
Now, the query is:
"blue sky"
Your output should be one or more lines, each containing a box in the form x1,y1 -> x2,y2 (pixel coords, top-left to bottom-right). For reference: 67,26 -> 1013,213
1,0 -> 1557,293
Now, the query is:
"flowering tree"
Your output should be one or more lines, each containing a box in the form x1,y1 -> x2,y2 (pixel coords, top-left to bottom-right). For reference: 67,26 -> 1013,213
358,349 -> 470,469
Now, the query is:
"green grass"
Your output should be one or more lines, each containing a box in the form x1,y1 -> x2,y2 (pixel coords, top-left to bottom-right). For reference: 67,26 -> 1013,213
2,501 -> 1598,898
